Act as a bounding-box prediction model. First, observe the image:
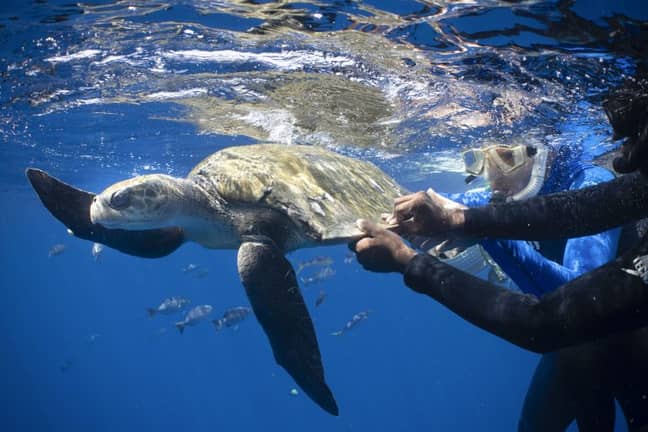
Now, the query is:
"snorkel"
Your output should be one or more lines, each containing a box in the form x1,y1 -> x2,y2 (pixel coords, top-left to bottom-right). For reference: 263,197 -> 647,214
508,143 -> 548,201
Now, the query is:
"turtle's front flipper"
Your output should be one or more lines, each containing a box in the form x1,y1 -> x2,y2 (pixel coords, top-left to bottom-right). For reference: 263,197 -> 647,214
26,168 -> 183,258
237,239 -> 338,416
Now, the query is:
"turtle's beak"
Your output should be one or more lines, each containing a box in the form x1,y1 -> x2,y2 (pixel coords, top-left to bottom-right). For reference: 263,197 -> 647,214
89,196 -> 108,226
89,195 -> 123,228
89,197 -> 100,224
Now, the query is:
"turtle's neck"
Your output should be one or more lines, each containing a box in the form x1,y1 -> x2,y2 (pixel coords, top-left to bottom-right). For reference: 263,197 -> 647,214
174,178 -> 239,248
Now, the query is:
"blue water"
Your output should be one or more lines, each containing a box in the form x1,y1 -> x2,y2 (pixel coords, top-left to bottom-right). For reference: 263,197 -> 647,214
1,1 -> 647,431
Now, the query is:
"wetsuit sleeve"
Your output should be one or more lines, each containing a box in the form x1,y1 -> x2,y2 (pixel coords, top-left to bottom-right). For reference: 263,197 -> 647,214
403,238 -> 648,353
463,172 -> 648,240
480,166 -> 621,295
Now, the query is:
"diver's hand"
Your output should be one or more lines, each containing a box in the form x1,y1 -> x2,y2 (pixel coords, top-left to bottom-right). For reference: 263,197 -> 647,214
350,219 -> 416,274
384,190 -> 466,236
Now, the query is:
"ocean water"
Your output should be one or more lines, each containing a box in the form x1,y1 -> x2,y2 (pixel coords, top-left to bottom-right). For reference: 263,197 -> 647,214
1,1 -> 647,431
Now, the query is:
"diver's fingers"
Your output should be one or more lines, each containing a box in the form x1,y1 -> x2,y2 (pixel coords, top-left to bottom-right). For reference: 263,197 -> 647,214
393,201 -> 415,221
382,213 -> 401,226
397,216 -> 417,230
356,219 -> 384,237
394,193 -> 419,205
353,235 -> 380,253
348,238 -> 360,252
432,239 -> 452,255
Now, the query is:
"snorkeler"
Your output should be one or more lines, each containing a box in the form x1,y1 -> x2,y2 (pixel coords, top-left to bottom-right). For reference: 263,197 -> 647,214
434,138 -> 620,296
450,140 -> 622,430
350,73 -> 648,430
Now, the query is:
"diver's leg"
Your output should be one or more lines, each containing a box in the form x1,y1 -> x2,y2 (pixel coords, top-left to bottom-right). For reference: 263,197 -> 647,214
518,354 -> 575,432
614,328 -> 648,431
573,395 -> 615,432
562,341 -> 615,432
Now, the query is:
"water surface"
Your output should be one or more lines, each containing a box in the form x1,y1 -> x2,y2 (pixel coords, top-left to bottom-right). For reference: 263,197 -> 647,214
1,1 -> 646,430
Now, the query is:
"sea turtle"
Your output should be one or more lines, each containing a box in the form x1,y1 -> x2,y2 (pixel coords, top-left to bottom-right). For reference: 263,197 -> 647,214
26,143 -> 406,415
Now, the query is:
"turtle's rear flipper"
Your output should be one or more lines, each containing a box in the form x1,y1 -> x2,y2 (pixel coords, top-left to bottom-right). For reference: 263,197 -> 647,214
237,239 -> 338,416
26,168 -> 183,258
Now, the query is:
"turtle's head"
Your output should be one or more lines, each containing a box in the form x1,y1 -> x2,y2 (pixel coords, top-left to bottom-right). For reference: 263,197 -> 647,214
90,174 -> 184,230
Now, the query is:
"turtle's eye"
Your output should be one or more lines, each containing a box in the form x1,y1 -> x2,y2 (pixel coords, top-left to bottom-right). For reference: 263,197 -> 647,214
109,189 -> 131,210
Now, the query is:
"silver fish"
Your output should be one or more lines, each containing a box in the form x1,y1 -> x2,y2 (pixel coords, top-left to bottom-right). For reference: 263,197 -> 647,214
300,266 -> 336,286
48,243 -> 66,257
175,304 -> 213,334
148,296 -> 191,317
296,256 -> 334,275
91,242 -> 104,261
315,290 -> 327,308
182,263 -> 209,278
331,311 -> 370,336
182,263 -> 200,273
213,306 -> 252,331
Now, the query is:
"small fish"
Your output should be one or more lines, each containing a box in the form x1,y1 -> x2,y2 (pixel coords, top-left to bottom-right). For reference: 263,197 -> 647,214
296,256 -> 333,275
91,243 -> 104,261
175,304 -> 213,334
182,263 -> 199,273
343,252 -> 355,264
213,306 -> 252,331
315,290 -> 327,307
182,263 -> 209,278
148,296 -> 191,317
300,266 -> 335,286
331,311 -> 370,336
290,388 -> 299,396
48,243 -> 66,257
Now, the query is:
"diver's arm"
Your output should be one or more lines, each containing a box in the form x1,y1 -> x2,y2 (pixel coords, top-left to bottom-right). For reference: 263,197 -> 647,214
461,172 -> 648,240
403,239 -> 648,353
480,166 -> 622,295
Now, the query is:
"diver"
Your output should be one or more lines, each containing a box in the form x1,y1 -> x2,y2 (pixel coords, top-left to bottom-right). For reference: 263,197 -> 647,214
429,137 -> 621,296
447,139 -> 622,430
350,73 -> 648,430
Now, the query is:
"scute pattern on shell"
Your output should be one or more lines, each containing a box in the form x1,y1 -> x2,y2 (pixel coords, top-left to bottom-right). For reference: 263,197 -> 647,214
188,144 -> 406,242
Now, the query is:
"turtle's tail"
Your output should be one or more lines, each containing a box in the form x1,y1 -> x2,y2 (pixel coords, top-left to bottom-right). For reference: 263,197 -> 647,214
146,308 -> 157,318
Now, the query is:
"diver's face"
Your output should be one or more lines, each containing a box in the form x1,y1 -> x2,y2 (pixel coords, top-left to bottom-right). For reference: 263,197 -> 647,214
484,150 -> 535,197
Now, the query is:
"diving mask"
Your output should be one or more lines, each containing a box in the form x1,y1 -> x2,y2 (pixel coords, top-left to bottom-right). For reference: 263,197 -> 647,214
462,143 -> 547,201
462,145 -> 532,176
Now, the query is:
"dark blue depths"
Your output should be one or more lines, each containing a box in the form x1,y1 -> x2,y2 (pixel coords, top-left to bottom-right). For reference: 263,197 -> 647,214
1,193 -> 539,431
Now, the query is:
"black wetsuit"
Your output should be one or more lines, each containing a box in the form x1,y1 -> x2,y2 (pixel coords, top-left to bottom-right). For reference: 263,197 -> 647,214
402,172 -> 648,430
